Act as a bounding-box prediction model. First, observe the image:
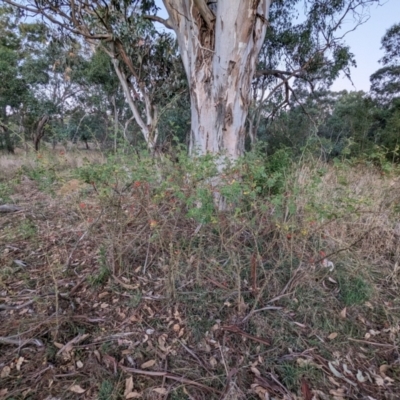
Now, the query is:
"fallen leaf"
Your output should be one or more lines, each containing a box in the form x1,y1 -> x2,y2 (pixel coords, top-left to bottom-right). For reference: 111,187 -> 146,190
94,350 -> 101,362
209,356 -> 218,368
329,388 -> 345,400
301,379 -> 312,400
250,366 -> 261,377
1,366 -> 11,378
172,324 -> 180,332
342,364 -> 353,376
297,358 -> 312,367
16,357 -> 24,371
126,392 -> 141,399
328,332 -> 338,340
329,362 -> 343,378
364,301 -> 374,309
153,388 -> 168,395
339,307 -> 347,319
0,389 -> 8,397
328,376 -> 341,386
251,384 -> 269,400
375,376 -> 385,386
140,359 -> 156,369
69,385 -> 85,394
379,364 -> 389,377
356,370 -> 367,382
328,362 -> 357,387
312,390 -> 330,400
375,375 -> 394,386
124,377 -> 134,397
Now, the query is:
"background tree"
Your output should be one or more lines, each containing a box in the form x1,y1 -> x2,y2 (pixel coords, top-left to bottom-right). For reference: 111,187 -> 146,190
370,23 -> 400,103
0,6 -> 29,152
369,22 -> 400,160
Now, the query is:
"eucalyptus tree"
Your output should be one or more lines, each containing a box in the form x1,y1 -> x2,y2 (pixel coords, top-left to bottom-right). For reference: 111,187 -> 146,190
248,0 -> 376,146
370,23 -> 400,103
369,22 -> 400,158
0,6 -> 32,152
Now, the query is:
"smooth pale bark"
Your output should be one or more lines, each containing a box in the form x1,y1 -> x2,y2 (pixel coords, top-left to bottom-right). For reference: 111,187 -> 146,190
110,55 -> 158,150
163,0 -> 272,159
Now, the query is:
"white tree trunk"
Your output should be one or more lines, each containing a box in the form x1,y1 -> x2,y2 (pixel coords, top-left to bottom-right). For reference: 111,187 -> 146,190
106,44 -> 158,151
164,0 -> 272,159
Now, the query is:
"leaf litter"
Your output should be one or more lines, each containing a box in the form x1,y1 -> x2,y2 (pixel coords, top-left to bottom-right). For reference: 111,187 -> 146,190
0,168 -> 399,399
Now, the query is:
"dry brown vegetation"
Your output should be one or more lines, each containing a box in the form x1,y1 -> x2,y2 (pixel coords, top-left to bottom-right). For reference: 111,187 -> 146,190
0,148 -> 400,400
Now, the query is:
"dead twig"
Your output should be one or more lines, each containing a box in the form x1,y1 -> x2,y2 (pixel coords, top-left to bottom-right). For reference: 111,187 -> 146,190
221,325 -> 270,346
178,340 -> 212,374
241,306 -> 283,324
348,337 -> 397,348
120,366 -> 222,394
0,299 -> 35,310
56,333 -> 90,356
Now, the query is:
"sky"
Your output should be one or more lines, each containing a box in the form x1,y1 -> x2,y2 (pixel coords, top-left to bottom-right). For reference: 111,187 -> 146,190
330,0 -> 400,92
155,0 -> 399,93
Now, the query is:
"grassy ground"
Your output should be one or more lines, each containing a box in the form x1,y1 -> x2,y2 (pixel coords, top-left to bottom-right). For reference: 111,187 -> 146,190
0,147 -> 399,400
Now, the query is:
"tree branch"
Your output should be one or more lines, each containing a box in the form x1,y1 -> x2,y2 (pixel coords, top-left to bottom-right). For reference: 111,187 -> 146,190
143,14 -> 173,29
256,69 -> 304,79
2,0 -> 110,40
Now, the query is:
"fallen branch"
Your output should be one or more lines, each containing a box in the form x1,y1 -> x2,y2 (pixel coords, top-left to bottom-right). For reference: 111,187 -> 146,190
120,366 -> 222,394
241,306 -> 283,324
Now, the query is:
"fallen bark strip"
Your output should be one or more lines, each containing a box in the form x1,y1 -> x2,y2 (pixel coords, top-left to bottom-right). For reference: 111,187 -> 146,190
120,366 -> 222,394
0,299 -> 35,310
0,336 -> 43,347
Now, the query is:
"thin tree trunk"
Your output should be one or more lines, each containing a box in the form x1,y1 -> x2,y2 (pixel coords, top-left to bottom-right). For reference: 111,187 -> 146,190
33,115 -> 49,151
107,44 -> 158,151
112,94 -> 118,152
0,118 -> 14,154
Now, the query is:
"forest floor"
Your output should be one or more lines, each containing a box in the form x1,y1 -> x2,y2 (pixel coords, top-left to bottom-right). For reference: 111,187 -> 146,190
0,148 -> 400,400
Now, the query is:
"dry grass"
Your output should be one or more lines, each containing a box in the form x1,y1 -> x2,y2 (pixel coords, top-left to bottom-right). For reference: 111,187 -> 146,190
0,144 -> 105,181
0,150 -> 399,399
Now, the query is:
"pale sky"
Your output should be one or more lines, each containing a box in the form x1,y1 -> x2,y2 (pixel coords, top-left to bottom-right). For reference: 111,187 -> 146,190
331,0 -> 400,92
155,0 -> 399,93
